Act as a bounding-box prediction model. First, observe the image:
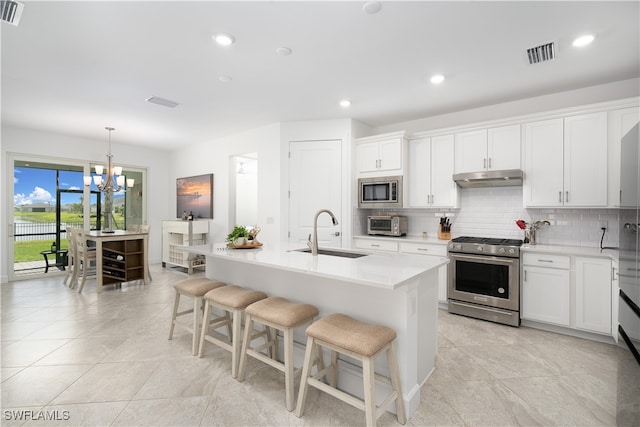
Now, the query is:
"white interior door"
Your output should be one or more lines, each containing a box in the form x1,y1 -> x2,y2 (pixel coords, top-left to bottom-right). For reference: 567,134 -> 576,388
289,140 -> 342,247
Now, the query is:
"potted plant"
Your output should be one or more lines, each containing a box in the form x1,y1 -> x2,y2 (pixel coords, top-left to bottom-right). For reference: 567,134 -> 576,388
226,225 -> 248,246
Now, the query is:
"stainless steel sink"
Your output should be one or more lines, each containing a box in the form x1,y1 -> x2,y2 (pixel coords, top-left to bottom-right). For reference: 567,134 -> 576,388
292,248 -> 369,258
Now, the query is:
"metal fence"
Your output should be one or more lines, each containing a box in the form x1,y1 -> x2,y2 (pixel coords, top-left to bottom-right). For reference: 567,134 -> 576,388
13,222 -> 85,242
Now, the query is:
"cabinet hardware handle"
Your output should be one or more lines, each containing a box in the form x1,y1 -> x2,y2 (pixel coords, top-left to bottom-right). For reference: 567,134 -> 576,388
566,191 -> 569,203
483,158 -> 487,169
612,267 -> 617,281
431,194 -> 434,204
627,267 -> 640,271
418,248 -> 429,251
488,158 -> 492,169
371,244 -> 380,247
538,259 -> 554,263
559,191 -> 562,203
524,270 -> 527,282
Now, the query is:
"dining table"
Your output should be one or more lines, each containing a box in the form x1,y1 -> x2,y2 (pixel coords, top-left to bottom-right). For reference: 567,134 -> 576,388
85,229 -> 150,293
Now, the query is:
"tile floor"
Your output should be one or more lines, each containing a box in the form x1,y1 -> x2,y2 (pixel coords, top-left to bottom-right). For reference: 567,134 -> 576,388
1,266 -> 638,426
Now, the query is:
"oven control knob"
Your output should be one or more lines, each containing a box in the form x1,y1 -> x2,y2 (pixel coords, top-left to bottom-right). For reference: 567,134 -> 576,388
499,248 -> 506,254
508,248 -> 515,254
477,246 -> 483,252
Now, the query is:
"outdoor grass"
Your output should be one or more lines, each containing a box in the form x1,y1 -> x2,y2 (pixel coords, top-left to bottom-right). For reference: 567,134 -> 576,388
13,210 -> 125,262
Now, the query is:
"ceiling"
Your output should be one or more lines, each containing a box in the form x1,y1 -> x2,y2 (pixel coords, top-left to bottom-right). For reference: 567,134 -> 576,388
2,1 -> 638,150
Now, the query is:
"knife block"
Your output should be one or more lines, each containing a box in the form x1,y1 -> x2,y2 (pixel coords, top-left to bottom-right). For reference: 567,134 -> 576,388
438,225 -> 451,240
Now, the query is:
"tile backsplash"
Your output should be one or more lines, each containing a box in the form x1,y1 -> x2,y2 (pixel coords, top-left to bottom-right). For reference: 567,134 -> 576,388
354,186 -> 620,248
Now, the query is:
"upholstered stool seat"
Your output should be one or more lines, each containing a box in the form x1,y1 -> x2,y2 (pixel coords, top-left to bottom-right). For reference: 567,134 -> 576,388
198,285 -> 268,379
238,297 -> 320,411
168,278 -> 227,355
295,313 -> 406,427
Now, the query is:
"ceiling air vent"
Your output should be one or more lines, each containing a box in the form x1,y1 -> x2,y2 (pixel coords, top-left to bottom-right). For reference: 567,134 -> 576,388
527,42 -> 555,65
1,0 -> 24,26
145,96 -> 180,108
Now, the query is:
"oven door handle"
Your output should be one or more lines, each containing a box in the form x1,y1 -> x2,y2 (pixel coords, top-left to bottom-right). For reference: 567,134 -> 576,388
449,253 -> 518,265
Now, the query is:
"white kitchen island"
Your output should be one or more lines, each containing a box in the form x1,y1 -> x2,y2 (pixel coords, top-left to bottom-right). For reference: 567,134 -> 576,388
182,242 -> 447,419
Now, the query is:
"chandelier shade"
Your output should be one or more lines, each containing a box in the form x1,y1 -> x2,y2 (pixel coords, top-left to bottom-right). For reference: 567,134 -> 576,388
83,127 -> 135,232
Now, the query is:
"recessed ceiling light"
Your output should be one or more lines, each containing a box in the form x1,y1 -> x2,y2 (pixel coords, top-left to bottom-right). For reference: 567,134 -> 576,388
213,33 -> 235,46
339,99 -> 351,108
430,74 -> 445,85
362,1 -> 382,14
276,47 -> 292,56
572,34 -> 595,47
218,75 -> 233,83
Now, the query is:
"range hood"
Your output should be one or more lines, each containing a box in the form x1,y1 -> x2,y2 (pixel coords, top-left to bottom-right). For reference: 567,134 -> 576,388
453,169 -> 523,188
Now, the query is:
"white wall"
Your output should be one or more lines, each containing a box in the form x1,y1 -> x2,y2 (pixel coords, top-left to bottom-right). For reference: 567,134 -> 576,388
168,123 -> 281,245
1,125 -> 171,282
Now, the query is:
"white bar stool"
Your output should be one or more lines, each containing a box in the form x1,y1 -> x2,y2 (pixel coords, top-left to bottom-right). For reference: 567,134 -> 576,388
198,285 -> 268,378
295,313 -> 406,427
237,296 -> 319,411
168,278 -> 226,355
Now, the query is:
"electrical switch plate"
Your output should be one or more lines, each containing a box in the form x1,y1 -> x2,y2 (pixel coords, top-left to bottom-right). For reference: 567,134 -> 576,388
598,220 -> 608,229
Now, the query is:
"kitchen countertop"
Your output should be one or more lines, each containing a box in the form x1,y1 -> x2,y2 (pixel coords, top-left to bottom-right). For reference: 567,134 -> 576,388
182,242 -> 448,290
521,244 -> 618,261
353,234 -> 450,245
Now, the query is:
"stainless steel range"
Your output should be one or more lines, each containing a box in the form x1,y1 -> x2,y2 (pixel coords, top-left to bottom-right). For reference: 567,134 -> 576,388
447,236 -> 523,327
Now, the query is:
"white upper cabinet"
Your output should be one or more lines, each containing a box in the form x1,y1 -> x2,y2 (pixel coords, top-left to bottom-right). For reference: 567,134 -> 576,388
609,107 -> 640,207
523,112 -> 608,207
454,130 -> 487,173
408,135 -> 457,208
454,125 -> 520,174
564,112 -> 608,207
355,132 -> 406,176
487,125 -> 521,171
523,118 -> 565,207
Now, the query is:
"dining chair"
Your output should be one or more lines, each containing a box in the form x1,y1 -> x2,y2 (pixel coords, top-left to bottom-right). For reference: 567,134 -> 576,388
74,228 -> 97,293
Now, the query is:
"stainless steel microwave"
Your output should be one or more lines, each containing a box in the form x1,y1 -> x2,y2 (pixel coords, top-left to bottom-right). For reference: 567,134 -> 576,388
358,176 -> 403,209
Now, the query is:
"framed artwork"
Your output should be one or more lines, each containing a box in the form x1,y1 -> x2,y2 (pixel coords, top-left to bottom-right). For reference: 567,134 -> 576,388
176,173 -> 213,219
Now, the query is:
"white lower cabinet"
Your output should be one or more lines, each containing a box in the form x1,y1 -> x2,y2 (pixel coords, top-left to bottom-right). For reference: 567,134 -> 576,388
522,262 -> 570,326
575,257 -> 612,334
521,251 -> 614,336
352,238 -> 449,302
398,242 -> 448,303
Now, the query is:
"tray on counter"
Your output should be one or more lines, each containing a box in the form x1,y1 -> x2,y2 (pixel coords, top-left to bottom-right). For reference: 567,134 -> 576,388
226,242 -> 263,249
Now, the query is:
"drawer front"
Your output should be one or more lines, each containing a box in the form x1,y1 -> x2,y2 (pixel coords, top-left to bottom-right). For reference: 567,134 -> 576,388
399,242 -> 447,257
522,253 -> 570,269
354,239 -> 398,252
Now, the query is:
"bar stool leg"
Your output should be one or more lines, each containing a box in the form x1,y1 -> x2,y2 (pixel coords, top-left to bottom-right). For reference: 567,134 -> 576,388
284,327 -> 295,411
168,290 -> 180,340
198,300 -> 212,357
363,357 -> 376,427
230,307 -> 243,378
295,336 -> 316,418
237,314 -> 253,381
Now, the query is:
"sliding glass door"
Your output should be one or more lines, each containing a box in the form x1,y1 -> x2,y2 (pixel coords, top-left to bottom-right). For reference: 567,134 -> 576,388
8,154 -> 146,281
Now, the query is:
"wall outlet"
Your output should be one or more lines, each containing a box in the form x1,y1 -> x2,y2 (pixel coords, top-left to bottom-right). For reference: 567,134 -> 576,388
597,220 -> 608,229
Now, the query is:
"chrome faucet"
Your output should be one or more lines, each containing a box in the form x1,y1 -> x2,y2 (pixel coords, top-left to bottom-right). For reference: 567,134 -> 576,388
308,209 -> 339,256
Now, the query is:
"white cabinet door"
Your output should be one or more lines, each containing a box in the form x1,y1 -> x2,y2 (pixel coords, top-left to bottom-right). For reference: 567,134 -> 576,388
523,118 -> 564,207
487,124 -> 521,171
575,257 -> 612,334
356,141 -> 381,174
379,138 -> 403,171
521,265 -> 570,326
430,135 -> 456,208
613,108 -> 640,208
609,108 -> 640,207
564,112 -> 608,207
454,129 -> 487,173
408,138 -> 431,207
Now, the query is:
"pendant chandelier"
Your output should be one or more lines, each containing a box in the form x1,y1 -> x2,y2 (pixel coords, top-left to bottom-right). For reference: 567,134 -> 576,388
83,127 -> 134,193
